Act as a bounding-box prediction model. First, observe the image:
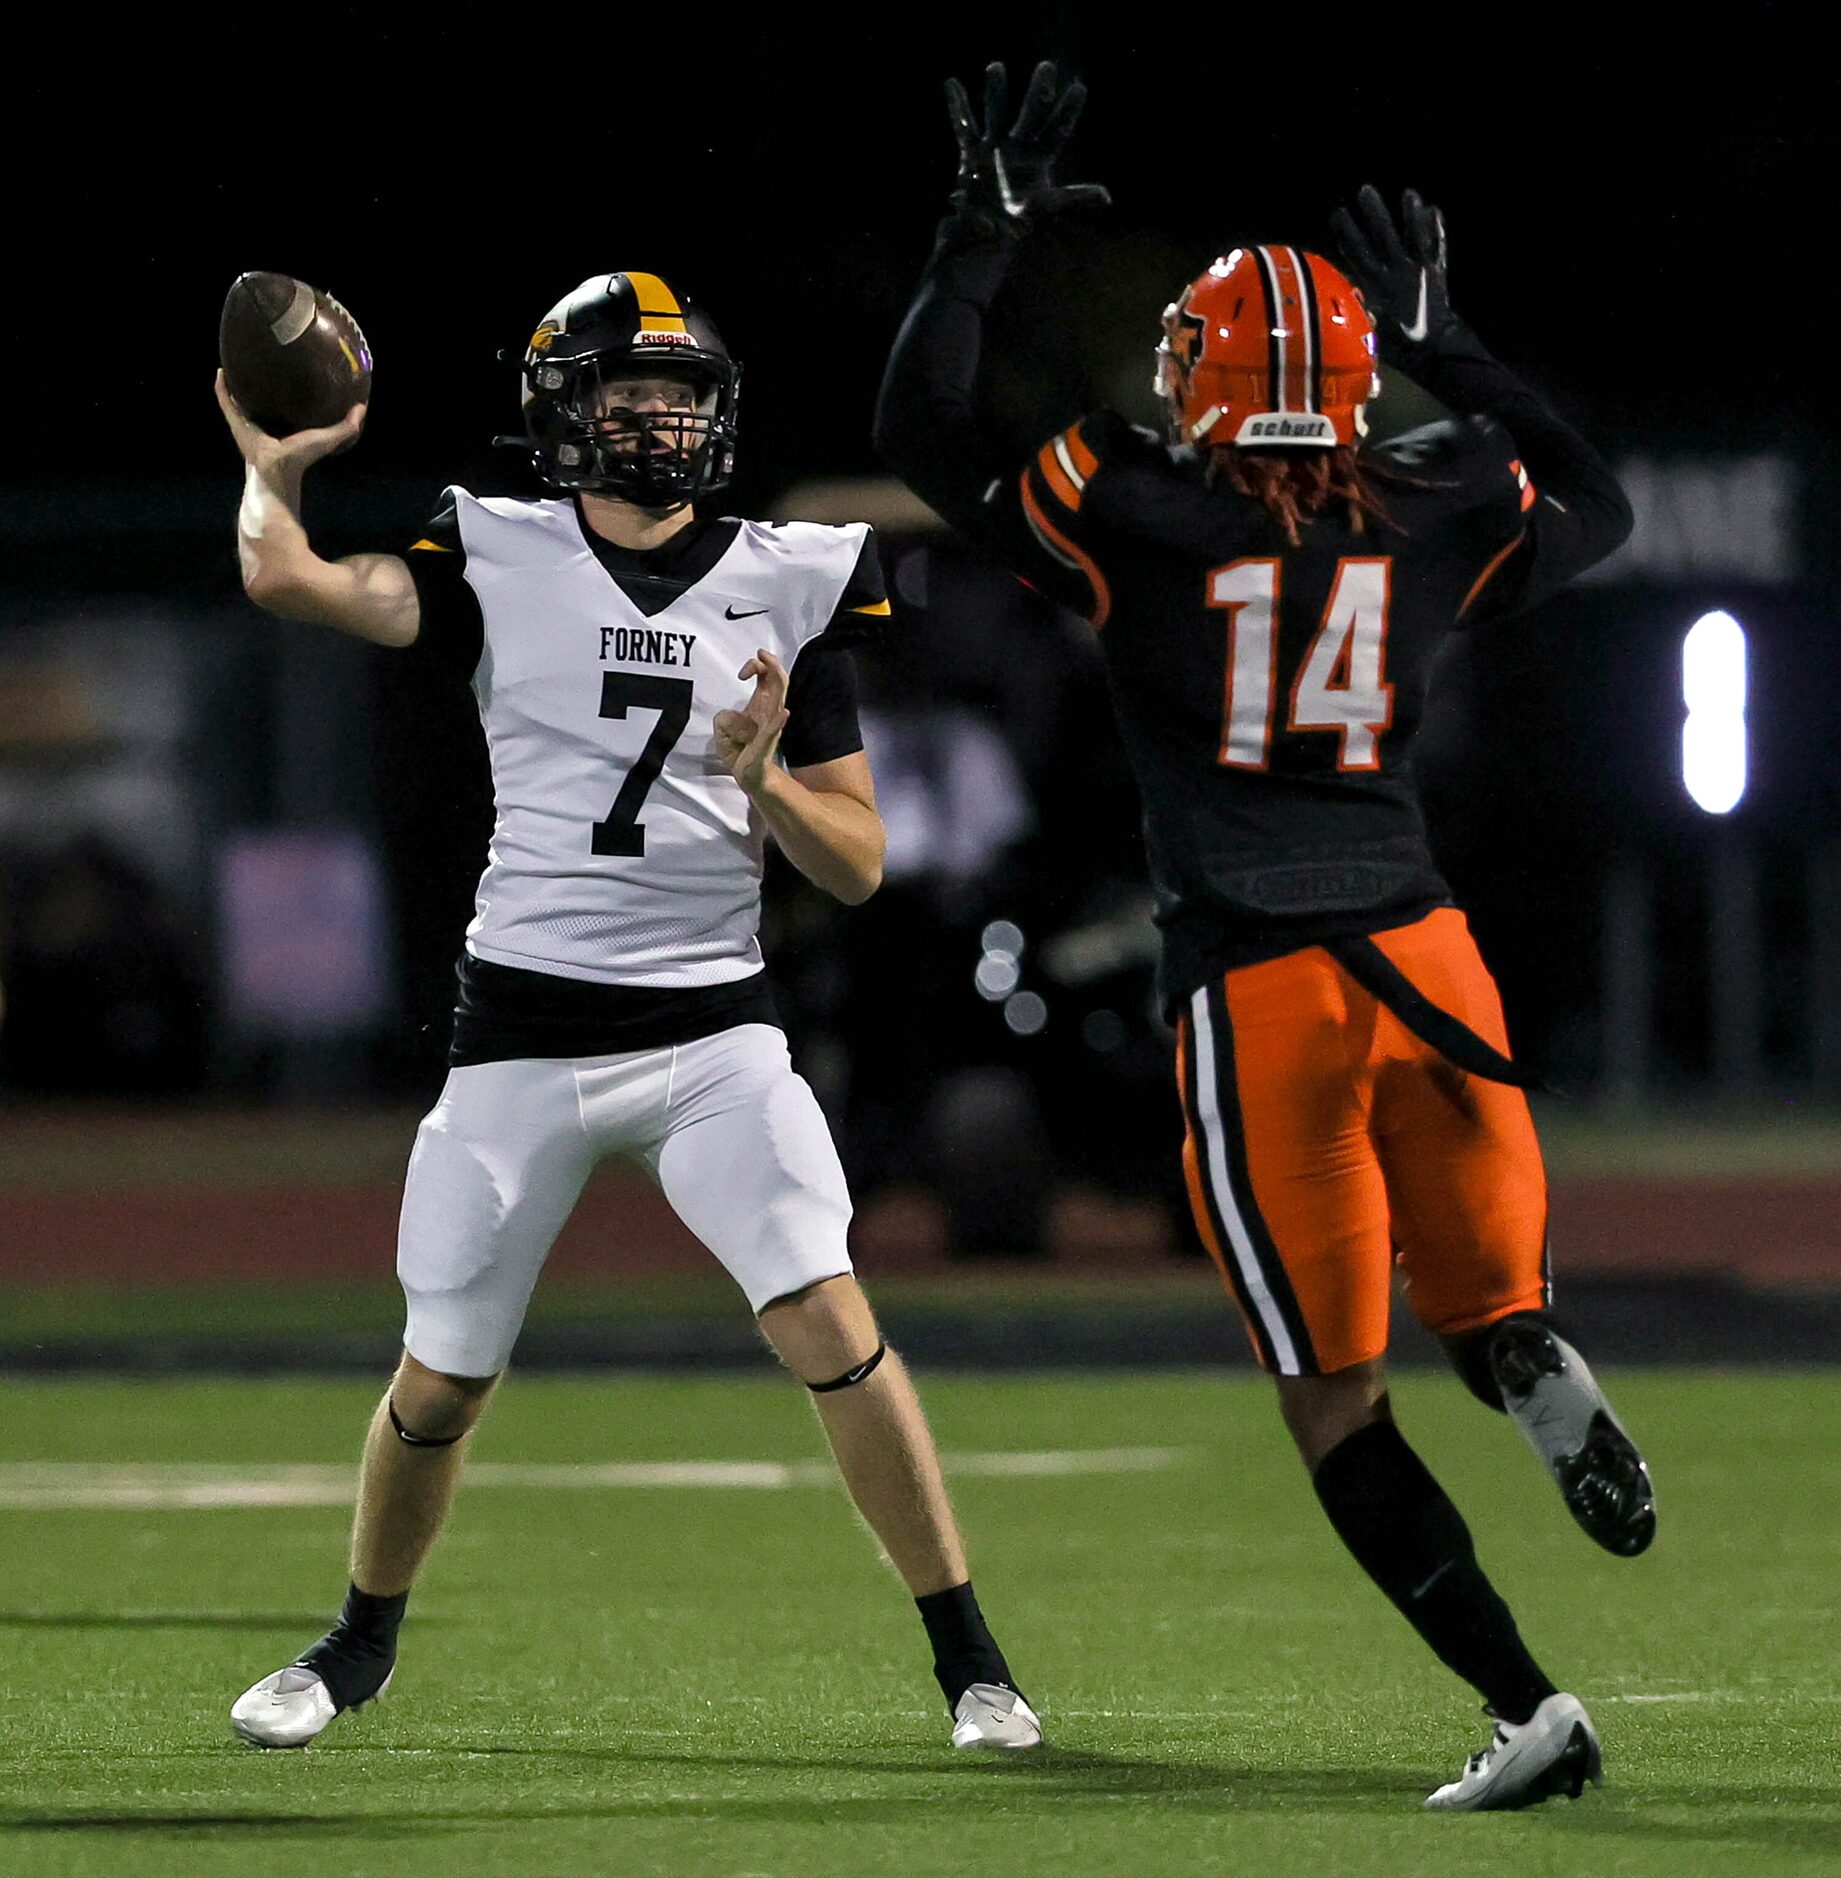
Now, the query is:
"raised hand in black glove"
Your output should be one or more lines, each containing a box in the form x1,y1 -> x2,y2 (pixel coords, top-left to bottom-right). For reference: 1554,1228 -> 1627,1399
1330,185 -> 1462,361
945,59 -> 1111,238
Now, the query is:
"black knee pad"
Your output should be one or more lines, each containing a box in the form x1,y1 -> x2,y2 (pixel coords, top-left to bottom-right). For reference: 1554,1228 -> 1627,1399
388,1396 -> 466,1448
808,1342 -> 887,1394
1446,1311 -> 1558,1413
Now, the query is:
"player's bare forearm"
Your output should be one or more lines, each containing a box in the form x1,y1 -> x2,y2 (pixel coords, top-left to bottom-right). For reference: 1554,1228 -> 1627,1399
234,455 -> 314,593
233,466 -> 420,647
714,653 -> 882,902
218,373 -> 420,648
752,766 -> 886,906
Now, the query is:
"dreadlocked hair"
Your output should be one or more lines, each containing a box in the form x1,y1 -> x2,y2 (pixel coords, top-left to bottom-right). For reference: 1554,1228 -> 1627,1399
1208,445 -> 1398,546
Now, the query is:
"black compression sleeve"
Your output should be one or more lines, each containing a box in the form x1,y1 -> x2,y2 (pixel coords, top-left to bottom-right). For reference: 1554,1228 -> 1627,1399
404,549 -> 485,682
404,496 -> 485,681
877,219 -> 1099,617
1415,325 -> 1633,610
874,217 -> 1021,548
781,638 -> 864,768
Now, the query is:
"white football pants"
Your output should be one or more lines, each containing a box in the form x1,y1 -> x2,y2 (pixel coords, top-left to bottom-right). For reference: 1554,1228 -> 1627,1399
396,1024 -> 854,1376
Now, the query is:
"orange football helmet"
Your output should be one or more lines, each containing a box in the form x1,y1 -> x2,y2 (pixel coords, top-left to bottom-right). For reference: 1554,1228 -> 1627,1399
1155,246 -> 1379,449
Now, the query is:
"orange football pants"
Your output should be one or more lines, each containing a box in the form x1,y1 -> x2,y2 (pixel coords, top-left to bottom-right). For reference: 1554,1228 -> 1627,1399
1174,907 -> 1550,1376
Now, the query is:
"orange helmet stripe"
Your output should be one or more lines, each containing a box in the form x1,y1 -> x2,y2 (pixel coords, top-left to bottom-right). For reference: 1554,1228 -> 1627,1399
1252,246 -> 1287,410
1289,248 -> 1323,417
1258,247 -> 1318,416
1280,249 -> 1303,413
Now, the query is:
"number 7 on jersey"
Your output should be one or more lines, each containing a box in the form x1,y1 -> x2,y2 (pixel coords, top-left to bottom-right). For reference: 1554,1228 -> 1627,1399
592,672 -> 693,857
1208,556 -> 1395,772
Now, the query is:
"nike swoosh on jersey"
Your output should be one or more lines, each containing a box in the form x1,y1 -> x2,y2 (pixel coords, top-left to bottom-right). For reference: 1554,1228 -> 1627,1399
724,605 -> 769,620
1401,273 -> 1429,342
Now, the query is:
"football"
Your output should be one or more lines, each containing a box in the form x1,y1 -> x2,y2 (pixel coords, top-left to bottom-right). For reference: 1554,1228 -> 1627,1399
219,272 -> 372,438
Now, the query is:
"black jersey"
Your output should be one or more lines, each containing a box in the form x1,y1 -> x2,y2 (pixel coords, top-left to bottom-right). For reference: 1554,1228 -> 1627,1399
876,217 -> 1633,1012
1008,408 -> 1537,999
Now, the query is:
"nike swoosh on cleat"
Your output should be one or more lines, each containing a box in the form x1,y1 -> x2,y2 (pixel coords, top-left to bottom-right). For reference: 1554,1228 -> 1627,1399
1400,272 -> 1429,341
725,605 -> 768,620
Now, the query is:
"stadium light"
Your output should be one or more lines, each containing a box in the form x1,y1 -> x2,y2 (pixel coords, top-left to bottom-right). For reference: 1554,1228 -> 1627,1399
1003,991 -> 1048,1036
974,920 -> 1025,1002
1681,610 -> 1747,815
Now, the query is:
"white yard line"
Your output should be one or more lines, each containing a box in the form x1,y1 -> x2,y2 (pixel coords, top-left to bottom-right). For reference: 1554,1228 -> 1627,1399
1605,1691 -> 1728,1704
1602,1689 -> 1841,1705
0,1446 -> 1184,1510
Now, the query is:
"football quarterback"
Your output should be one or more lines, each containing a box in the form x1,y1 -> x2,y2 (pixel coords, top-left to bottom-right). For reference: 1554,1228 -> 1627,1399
215,267 -> 1038,1755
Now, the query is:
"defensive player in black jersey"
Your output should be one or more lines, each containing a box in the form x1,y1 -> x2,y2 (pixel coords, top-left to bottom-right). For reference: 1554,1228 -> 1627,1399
877,62 -> 1655,1811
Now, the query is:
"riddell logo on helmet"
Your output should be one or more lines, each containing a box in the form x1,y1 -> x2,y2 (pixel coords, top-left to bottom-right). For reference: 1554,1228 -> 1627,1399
1235,413 -> 1338,445
635,329 -> 697,346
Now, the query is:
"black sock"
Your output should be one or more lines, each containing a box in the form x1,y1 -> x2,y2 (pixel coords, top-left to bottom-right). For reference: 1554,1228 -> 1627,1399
299,1582 -> 407,1711
1311,1420 -> 1558,1724
916,1582 -> 1016,1711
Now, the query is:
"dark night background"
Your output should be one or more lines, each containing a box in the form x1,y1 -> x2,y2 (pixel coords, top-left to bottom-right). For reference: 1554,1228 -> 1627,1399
1,12 -> 1834,1216
0,20 -> 1820,485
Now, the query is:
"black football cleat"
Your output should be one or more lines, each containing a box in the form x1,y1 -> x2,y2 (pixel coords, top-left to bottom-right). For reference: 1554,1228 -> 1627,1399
1488,1318 -> 1656,1557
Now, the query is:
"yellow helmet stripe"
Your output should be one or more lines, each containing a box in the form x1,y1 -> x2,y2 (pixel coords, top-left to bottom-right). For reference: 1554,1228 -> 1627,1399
622,271 -> 688,335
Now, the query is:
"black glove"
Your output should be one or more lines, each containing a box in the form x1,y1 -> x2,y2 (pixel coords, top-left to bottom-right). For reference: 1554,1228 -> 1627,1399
944,59 -> 1111,238
1330,185 -> 1463,362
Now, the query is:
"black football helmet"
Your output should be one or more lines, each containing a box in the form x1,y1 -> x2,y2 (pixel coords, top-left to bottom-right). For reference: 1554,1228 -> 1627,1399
505,272 -> 741,506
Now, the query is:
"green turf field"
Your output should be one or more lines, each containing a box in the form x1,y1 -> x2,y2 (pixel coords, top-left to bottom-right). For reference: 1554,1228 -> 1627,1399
1,1371 -> 1836,1877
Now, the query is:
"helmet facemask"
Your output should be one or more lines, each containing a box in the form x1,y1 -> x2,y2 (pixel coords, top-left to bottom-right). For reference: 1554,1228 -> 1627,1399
533,351 -> 738,507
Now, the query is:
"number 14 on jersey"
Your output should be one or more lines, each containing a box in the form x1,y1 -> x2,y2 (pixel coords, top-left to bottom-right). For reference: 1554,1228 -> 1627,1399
1209,556 -> 1394,772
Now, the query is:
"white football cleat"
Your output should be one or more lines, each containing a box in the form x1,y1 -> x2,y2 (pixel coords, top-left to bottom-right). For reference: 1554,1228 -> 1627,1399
1488,1319 -> 1656,1556
230,1662 -> 392,1750
951,1682 -> 1042,1749
1424,1693 -> 1602,1811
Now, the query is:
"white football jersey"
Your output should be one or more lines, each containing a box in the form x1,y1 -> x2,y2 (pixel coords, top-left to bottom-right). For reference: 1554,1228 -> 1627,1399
433,490 -> 878,987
